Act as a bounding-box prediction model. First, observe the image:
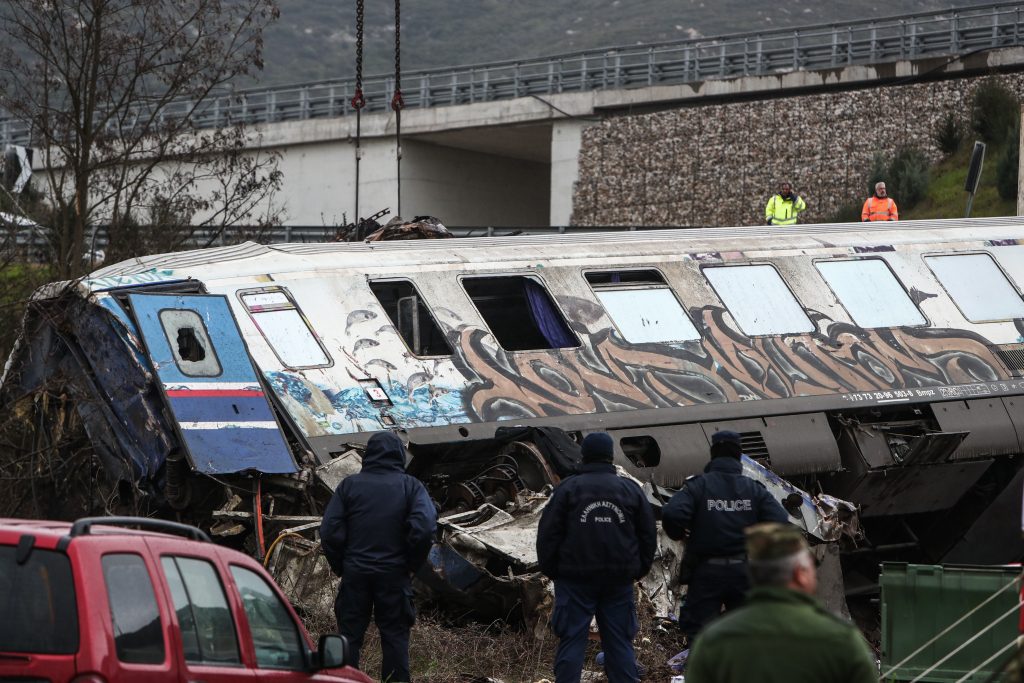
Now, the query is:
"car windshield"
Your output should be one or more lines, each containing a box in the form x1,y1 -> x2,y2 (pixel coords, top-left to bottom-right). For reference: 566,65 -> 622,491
0,544 -> 79,653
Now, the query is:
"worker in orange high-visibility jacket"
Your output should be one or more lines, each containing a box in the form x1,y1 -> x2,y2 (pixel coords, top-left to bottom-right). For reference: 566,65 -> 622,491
862,181 -> 899,221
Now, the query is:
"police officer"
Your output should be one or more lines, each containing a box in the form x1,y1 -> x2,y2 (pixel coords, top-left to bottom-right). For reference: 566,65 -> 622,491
685,523 -> 877,683
662,430 -> 789,642
537,432 -> 657,683
320,432 -> 437,683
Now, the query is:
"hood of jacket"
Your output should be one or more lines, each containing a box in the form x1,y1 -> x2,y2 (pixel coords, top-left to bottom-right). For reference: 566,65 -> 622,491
361,432 -> 407,473
704,456 -> 743,475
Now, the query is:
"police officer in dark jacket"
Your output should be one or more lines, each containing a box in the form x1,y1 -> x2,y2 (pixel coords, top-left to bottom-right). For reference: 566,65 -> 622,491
537,432 -> 657,683
662,430 -> 789,642
320,432 -> 437,683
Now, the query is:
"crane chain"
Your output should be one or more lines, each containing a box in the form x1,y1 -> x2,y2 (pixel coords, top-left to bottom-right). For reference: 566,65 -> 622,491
351,0 -> 366,110
391,0 -> 404,111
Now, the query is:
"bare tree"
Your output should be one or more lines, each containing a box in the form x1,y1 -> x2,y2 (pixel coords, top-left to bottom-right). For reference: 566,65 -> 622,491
0,0 -> 283,278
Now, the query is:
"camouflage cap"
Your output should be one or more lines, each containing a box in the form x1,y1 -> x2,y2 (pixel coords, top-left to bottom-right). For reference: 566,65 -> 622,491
745,522 -> 808,562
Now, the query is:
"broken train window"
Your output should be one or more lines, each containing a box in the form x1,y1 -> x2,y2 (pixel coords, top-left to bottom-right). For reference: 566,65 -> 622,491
238,288 -> 332,369
462,275 -> 579,351
585,269 -> 700,343
159,309 -> 222,377
368,279 -> 453,356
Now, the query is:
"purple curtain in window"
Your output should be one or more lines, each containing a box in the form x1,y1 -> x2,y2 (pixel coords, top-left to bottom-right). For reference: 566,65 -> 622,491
523,279 -> 576,348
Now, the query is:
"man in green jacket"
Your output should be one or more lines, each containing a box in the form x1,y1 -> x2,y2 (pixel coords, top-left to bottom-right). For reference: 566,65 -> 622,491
764,182 -> 807,226
685,523 -> 877,683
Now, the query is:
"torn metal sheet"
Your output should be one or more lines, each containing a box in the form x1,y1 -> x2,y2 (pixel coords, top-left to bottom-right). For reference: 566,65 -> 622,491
640,527 -> 684,620
265,532 -> 338,621
314,448 -> 363,492
439,499 -> 547,570
742,455 -> 860,542
428,466 -> 685,625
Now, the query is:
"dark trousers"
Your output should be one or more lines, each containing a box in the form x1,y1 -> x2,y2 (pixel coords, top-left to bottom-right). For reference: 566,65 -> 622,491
334,572 -> 415,682
551,579 -> 639,683
678,562 -> 749,639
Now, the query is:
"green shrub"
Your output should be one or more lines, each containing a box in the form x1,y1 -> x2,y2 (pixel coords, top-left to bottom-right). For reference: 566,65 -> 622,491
887,146 -> 930,210
997,120 -> 1020,201
866,153 -> 887,196
866,147 -> 930,211
828,201 -> 863,223
971,78 -> 1020,145
933,111 -> 964,156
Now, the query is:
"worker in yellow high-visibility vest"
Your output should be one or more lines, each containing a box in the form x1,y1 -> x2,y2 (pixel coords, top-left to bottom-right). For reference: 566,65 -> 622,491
765,182 -> 807,226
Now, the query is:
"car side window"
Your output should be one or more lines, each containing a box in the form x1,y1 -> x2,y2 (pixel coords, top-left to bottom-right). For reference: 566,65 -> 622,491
101,553 -> 165,665
161,556 -> 241,666
229,565 -> 305,670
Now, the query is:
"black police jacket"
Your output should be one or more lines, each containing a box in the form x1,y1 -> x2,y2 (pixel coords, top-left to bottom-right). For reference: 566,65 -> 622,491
320,432 -> 438,576
536,462 -> 657,583
661,456 -> 789,559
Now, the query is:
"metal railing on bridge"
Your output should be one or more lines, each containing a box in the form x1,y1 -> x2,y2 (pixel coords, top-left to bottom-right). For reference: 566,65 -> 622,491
2,2 -> 1023,147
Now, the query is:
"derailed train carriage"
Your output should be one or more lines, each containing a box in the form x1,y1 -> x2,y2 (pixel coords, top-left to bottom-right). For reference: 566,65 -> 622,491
3,217 -> 1023,612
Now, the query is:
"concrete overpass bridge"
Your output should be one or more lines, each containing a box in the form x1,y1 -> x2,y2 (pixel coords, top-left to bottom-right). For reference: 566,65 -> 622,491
4,1 -> 1024,228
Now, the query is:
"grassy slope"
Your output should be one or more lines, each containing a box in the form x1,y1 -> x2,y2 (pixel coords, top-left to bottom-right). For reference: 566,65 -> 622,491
902,143 -> 1017,220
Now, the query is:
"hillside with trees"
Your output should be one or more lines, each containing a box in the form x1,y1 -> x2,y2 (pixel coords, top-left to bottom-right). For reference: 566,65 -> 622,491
258,0 -> 964,86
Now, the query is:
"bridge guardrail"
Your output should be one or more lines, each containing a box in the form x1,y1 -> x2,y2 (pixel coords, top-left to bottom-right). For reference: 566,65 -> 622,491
1,2 -> 1023,146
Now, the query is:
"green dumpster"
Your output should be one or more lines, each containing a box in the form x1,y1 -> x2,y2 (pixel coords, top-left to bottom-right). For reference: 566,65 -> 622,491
881,563 -> 1021,682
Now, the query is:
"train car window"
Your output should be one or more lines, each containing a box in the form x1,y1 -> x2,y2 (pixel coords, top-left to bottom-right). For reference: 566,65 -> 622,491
585,270 -> 665,285
704,265 -> 814,335
816,259 -> 926,328
585,269 -> 699,343
925,254 -> 1024,322
462,275 -> 579,351
369,280 -> 453,356
238,288 -> 332,369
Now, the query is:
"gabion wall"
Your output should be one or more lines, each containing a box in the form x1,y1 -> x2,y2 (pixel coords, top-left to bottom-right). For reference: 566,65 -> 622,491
572,72 -> 1024,227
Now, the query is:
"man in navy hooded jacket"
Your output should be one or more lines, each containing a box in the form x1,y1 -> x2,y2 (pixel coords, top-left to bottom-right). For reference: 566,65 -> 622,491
537,432 -> 657,683
320,431 -> 437,682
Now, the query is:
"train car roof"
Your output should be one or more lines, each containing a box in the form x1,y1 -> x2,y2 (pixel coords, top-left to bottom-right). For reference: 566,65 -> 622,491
81,217 -> 1024,291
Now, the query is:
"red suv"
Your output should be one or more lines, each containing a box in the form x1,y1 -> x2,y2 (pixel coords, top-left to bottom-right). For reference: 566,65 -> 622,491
0,516 -> 372,683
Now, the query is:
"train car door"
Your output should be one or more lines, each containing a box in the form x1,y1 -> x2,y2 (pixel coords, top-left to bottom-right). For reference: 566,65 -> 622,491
127,293 -> 296,474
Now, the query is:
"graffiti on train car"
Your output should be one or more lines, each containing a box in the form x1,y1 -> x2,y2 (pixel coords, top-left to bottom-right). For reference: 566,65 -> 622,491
258,295 -> 1009,433
449,305 -> 1005,422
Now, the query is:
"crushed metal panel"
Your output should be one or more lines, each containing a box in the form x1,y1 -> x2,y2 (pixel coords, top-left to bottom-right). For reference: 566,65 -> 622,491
314,449 -> 363,492
811,543 -> 850,620
641,527 -> 684,620
900,432 -> 967,466
264,533 -> 338,621
128,293 -> 296,474
740,455 -> 858,542
837,423 -> 894,469
439,501 -> 545,570
2,294 -> 177,484
846,459 -> 993,517
934,399 -> 1018,461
